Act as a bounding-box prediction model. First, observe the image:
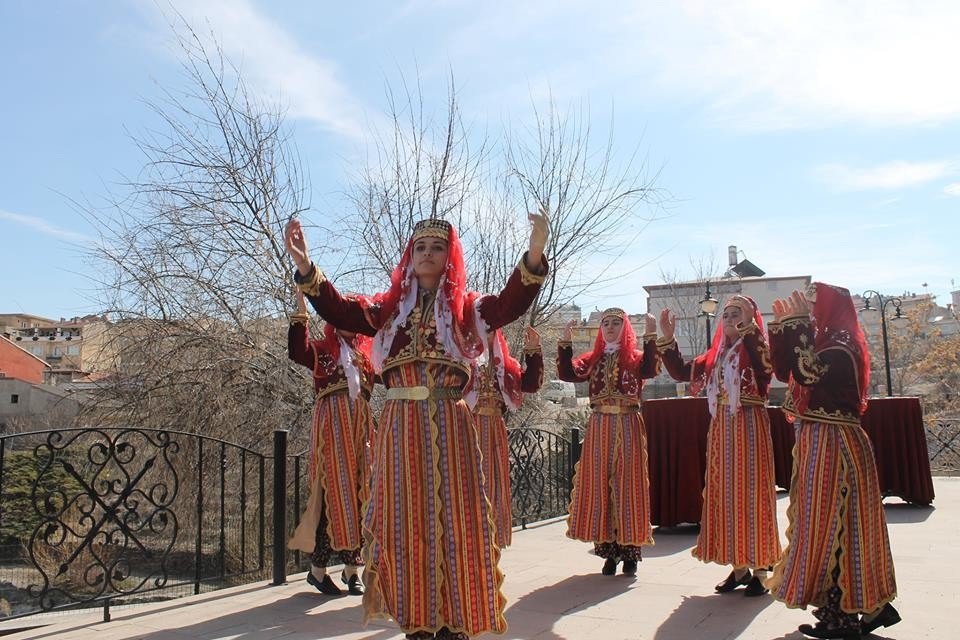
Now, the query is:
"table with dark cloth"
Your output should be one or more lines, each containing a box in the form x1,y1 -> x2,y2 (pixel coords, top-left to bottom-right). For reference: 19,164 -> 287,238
644,397 -> 710,526
861,397 -> 935,504
765,397 -> 934,504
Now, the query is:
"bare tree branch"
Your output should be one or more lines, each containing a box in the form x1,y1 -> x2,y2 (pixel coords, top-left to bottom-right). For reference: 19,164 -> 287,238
77,21 -> 322,446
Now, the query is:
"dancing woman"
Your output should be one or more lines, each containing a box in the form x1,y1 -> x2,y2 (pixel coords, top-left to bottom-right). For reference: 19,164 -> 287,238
285,212 -> 549,639
657,295 -> 781,597
557,309 -> 659,576
766,285 -> 899,639
287,291 -> 375,596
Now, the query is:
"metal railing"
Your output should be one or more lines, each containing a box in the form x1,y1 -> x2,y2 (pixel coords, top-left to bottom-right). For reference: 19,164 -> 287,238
509,427 -> 581,528
0,427 -> 291,623
926,417 -> 960,474
0,424 -> 579,627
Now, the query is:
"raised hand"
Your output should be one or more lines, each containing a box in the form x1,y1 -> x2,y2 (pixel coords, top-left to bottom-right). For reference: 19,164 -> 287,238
526,206 -> 550,270
772,298 -> 788,322
790,289 -> 811,315
644,313 -> 657,335
659,308 -> 677,340
284,219 -> 311,275
524,326 -> 542,349
562,319 -> 576,342
772,289 -> 811,321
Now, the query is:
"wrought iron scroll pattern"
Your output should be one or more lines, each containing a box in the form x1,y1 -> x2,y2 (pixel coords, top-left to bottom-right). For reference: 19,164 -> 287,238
508,428 -> 575,528
25,429 -> 180,611
927,418 -> 960,473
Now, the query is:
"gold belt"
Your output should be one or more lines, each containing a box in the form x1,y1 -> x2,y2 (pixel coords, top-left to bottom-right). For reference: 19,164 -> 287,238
475,406 -> 502,417
385,386 -> 462,401
593,404 -> 640,415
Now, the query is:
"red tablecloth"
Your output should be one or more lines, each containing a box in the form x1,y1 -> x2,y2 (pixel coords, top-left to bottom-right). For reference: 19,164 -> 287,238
766,397 -> 934,504
644,397 -> 709,526
861,397 -> 935,504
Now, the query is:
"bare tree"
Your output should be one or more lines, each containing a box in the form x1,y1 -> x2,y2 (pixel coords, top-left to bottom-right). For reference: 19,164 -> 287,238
909,332 -> 960,418
504,98 -> 667,327
78,24 -> 320,447
340,75 -> 493,293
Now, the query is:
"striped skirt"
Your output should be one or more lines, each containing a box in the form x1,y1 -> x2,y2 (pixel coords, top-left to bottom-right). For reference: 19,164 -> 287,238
289,391 -> 372,554
766,420 -> 897,613
567,410 -> 654,548
362,372 -> 506,635
474,410 -> 513,548
694,404 -> 781,569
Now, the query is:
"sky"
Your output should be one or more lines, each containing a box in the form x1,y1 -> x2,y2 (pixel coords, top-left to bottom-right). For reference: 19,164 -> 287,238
1,0 -> 958,320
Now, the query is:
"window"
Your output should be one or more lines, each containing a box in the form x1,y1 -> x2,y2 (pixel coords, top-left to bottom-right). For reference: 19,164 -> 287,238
53,347 -> 62,356
10,394 -> 18,404
68,345 -> 80,355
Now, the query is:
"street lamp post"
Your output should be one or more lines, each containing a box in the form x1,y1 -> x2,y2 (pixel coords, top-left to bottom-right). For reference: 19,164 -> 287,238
860,290 -> 904,397
698,281 -> 719,348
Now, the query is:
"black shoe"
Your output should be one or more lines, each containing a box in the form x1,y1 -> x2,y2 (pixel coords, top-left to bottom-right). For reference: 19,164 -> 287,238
306,572 -> 343,596
861,603 -> 901,635
601,558 -> 618,575
343,572 -> 364,595
798,621 -> 860,639
743,575 -> 768,597
621,559 -> 638,575
715,569 -> 751,593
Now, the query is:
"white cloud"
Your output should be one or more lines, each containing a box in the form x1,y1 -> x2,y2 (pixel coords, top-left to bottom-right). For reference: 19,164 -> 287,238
424,0 -> 960,131
156,0 -> 366,138
621,1 -> 960,129
944,182 -> 960,196
814,161 -> 953,191
0,210 -> 94,243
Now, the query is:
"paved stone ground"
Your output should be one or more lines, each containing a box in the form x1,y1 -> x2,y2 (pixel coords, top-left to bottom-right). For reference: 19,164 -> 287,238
3,477 -> 956,639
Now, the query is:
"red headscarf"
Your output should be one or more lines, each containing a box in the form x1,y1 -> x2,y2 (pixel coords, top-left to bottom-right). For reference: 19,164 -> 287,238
571,308 -> 642,377
788,282 -> 871,417
689,294 -> 769,399
364,220 -> 484,371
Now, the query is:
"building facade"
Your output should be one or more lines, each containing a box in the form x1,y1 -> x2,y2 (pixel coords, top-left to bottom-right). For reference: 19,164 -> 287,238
0,336 -> 50,384
1,313 -> 117,379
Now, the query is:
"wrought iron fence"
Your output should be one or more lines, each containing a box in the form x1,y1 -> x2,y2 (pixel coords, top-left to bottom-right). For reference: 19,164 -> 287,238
0,427 -> 306,624
509,427 -> 581,528
926,418 -> 960,475
0,424 -> 578,627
